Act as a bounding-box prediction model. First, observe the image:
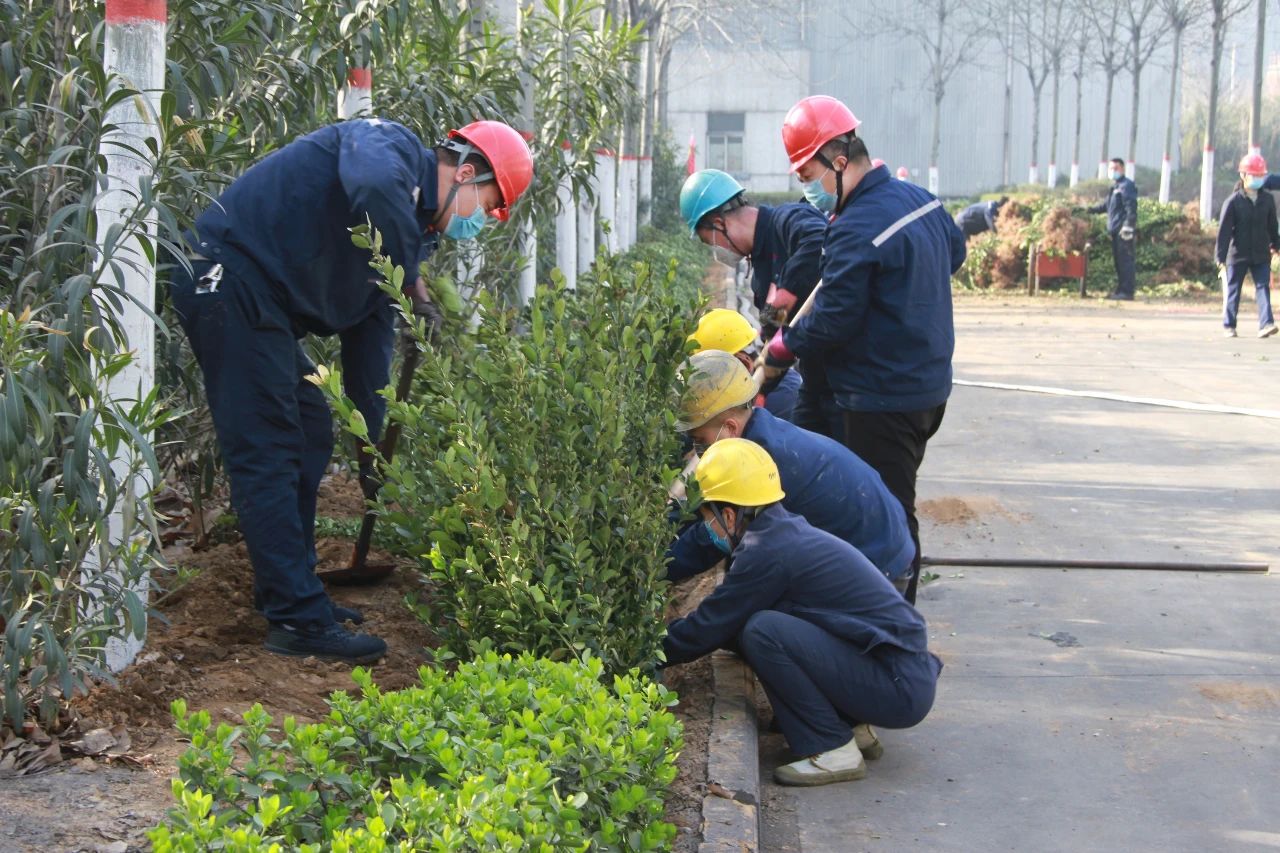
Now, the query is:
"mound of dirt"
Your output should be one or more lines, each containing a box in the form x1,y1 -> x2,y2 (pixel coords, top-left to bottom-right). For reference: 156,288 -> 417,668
919,496 -> 1026,526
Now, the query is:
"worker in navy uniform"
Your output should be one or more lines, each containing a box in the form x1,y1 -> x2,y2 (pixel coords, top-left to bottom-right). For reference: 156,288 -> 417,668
679,169 -> 839,437
666,351 -> 913,591
765,96 -> 966,605
663,438 -> 942,787
1088,158 -> 1139,300
170,118 -> 533,663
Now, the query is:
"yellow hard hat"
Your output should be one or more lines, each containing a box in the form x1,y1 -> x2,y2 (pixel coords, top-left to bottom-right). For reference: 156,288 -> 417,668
676,350 -> 760,431
689,309 -> 758,355
695,438 -> 786,507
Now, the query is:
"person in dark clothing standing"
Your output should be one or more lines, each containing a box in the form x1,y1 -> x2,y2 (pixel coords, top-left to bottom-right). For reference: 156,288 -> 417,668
171,118 -> 533,663
663,438 -> 942,787
764,96 -> 965,605
1088,158 -> 1139,300
1216,153 -> 1279,339
679,169 -> 839,437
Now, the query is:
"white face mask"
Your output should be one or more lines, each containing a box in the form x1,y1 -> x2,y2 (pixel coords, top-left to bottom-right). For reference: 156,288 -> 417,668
708,225 -> 746,268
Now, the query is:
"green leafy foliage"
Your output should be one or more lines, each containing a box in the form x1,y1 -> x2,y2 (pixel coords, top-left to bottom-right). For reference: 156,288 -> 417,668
151,653 -> 682,852
313,229 -> 699,676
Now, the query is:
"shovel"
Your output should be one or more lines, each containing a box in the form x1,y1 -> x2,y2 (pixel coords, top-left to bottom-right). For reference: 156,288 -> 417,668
318,326 -> 423,586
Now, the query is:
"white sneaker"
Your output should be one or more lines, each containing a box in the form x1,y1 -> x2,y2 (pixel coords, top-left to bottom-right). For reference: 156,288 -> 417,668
1224,328 -> 1238,338
853,723 -> 883,761
774,738 -> 868,787
1260,324 -> 1278,339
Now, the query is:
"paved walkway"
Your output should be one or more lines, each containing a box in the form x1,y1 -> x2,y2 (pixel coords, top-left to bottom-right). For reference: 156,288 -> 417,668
760,297 -> 1280,852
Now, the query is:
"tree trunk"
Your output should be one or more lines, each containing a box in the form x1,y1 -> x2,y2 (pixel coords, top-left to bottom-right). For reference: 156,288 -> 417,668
1029,80 -> 1043,184
1202,13 -> 1227,221
1160,25 -> 1184,203
1249,0 -> 1265,151
1100,70 -> 1115,178
1002,4 -> 1014,186
1128,54 -> 1142,171
1048,59 -> 1061,187
1071,42 -> 1085,187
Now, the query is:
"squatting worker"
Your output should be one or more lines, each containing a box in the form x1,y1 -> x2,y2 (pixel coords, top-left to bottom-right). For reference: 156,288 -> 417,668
1216,153 -> 1279,339
688,309 -> 800,422
170,118 -> 533,664
662,439 -> 942,788
679,169 -> 840,438
764,95 -> 965,605
666,351 -> 913,591
1087,158 -> 1138,301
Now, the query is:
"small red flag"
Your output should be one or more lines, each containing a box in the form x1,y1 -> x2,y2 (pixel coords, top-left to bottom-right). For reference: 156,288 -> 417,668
686,132 -> 697,175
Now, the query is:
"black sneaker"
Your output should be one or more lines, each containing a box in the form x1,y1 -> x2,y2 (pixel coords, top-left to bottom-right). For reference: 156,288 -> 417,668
264,622 -> 386,664
1105,292 -> 1134,301
332,604 -> 365,625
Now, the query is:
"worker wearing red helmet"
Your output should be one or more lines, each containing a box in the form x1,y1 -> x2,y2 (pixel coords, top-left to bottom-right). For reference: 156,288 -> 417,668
172,118 -> 533,663
764,95 -> 966,604
1216,153 -> 1279,338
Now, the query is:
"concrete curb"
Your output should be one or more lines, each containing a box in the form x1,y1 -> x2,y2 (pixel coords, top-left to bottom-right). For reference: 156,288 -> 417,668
697,650 -> 760,853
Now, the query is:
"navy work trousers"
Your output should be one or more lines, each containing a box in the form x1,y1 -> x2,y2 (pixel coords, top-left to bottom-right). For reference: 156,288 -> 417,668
1111,233 -> 1137,297
171,259 -> 394,626
1222,261 -> 1275,331
739,610 -> 940,756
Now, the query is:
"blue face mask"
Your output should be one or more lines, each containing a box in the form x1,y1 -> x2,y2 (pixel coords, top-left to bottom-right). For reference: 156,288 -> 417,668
703,519 -> 733,555
1108,169 -> 1123,182
802,169 -> 837,213
1246,176 -> 1266,191
443,185 -> 488,241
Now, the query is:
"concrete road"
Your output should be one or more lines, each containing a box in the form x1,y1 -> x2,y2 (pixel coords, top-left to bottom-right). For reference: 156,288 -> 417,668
760,297 -> 1280,852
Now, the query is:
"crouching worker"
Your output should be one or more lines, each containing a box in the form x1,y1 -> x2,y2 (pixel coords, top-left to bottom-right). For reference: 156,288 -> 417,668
689,308 -> 801,422
663,439 -> 942,787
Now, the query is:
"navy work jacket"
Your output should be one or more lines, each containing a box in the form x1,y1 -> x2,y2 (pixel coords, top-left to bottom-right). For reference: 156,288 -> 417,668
781,165 -> 964,412
748,202 -> 827,310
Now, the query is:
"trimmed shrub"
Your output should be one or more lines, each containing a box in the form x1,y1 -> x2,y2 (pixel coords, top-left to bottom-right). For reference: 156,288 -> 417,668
150,654 -> 682,852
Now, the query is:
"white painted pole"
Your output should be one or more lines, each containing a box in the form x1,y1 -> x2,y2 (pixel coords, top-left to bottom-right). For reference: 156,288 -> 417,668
1069,161 -> 1080,188
639,156 -> 653,228
596,149 -> 617,253
94,0 -> 166,672
554,144 -> 577,290
337,67 -> 372,119
577,165 -> 596,275
1200,147 -> 1216,223
1159,155 -> 1173,204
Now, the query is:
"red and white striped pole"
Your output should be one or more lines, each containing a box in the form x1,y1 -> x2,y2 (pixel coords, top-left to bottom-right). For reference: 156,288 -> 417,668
95,0 -> 167,672
338,67 -> 372,119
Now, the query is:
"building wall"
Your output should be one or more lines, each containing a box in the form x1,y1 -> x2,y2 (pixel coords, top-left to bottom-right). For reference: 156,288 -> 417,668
665,47 -> 809,194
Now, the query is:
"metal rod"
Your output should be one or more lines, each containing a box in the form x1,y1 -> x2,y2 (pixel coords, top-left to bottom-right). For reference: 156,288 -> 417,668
921,556 -> 1269,573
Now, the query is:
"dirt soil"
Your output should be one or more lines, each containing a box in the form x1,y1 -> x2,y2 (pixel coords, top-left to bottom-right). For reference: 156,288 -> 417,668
0,474 -> 721,852
919,495 -> 1028,526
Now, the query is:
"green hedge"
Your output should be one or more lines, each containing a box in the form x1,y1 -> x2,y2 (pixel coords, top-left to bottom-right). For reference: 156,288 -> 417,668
150,654 -> 682,852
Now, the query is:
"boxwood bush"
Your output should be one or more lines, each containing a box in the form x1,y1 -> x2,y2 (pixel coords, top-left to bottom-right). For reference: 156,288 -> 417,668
150,653 -> 682,852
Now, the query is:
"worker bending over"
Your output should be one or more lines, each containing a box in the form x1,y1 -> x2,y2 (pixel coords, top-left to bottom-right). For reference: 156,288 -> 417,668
689,308 -> 801,422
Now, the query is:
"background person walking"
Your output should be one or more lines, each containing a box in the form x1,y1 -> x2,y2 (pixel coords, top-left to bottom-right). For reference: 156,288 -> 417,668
1216,153 -> 1280,339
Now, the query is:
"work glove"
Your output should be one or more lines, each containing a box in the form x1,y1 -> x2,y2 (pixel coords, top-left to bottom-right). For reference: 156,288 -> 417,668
759,284 -> 798,329
409,294 -> 444,343
764,328 -> 796,370
1119,225 -> 1135,241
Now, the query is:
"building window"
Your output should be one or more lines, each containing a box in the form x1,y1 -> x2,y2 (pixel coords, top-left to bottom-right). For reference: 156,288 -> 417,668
707,112 -> 745,174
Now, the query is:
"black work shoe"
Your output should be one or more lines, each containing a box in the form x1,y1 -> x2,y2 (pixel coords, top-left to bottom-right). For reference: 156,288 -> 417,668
332,604 -> 365,625
1105,291 -> 1134,301
264,622 -> 386,664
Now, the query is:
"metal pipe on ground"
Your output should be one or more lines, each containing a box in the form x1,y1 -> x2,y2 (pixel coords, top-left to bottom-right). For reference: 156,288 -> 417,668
921,556 -> 1269,573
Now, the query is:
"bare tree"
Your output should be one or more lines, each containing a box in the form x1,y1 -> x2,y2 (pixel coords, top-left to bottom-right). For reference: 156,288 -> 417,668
1247,0 -> 1265,152
1200,0 -> 1251,220
1008,0 -> 1055,184
1118,0 -> 1174,174
1045,6 -> 1075,186
1069,21 -> 1089,186
1082,0 -> 1132,179
1158,0 -> 1206,202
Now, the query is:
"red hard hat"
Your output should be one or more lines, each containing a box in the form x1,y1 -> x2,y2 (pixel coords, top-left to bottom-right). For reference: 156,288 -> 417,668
448,120 -> 534,221
781,96 -> 861,173
1239,152 -> 1268,176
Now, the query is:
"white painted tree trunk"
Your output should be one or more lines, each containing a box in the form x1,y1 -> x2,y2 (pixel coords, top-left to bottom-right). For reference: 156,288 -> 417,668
337,67 -> 372,118
1159,156 -> 1172,204
1047,164 -> 1057,188
639,156 -> 652,227
1070,162 -> 1080,188
1028,164 -> 1039,185
618,155 -> 638,251
928,166 -> 939,195
554,146 -> 577,289
576,167 -> 596,277
94,0 -> 166,672
596,150 -> 617,253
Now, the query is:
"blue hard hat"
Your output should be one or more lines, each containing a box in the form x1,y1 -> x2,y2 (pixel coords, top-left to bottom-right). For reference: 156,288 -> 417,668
680,169 -> 746,236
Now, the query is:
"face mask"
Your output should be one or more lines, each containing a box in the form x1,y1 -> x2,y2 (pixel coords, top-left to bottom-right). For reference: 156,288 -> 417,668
1246,176 -> 1265,191
703,519 -> 733,555
1108,170 -> 1122,182
710,242 -> 744,268
803,169 -> 837,213
443,185 -> 487,241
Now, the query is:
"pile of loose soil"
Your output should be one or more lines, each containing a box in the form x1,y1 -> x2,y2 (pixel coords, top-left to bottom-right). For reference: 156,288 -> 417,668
919,495 -> 1027,526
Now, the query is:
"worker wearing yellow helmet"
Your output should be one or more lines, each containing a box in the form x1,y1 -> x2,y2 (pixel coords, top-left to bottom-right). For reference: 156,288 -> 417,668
688,308 -> 802,422
662,439 -> 942,788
